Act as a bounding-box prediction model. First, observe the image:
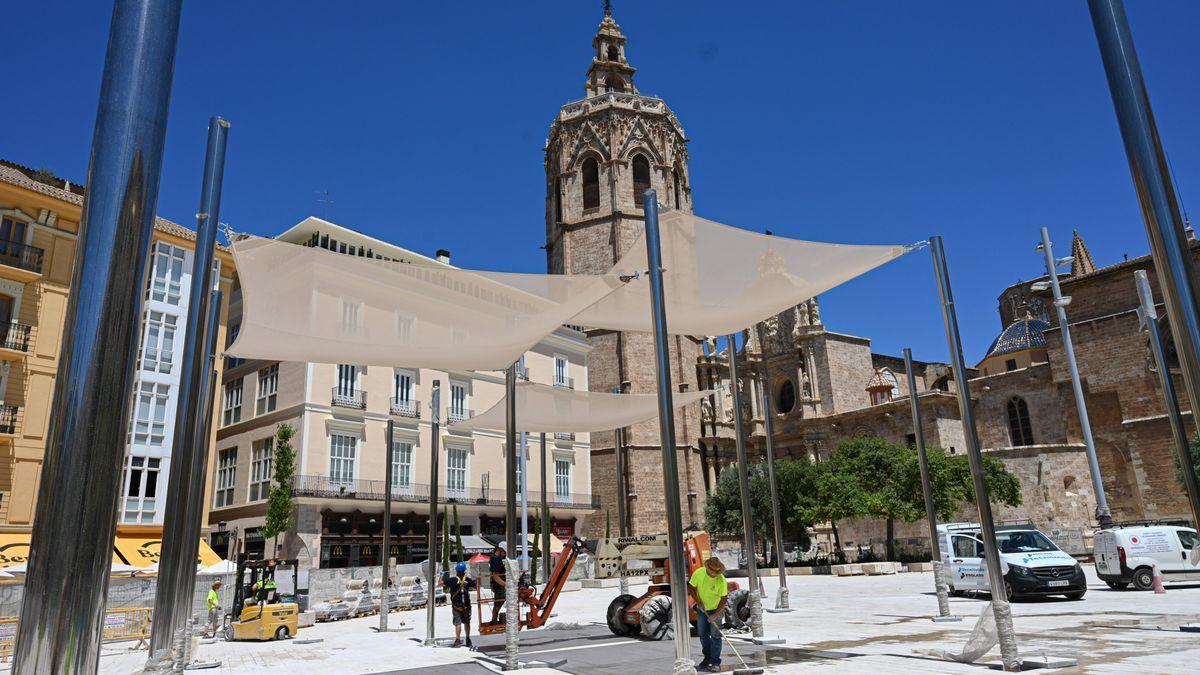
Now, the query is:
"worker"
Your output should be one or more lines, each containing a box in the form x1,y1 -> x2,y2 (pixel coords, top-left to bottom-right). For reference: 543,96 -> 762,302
250,569 -> 278,619
488,541 -> 507,623
205,580 -> 222,637
687,557 -> 729,673
443,561 -> 477,648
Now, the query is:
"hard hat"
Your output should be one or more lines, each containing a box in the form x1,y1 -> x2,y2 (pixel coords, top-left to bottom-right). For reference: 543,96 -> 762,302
456,562 -> 468,574
498,541 -> 507,550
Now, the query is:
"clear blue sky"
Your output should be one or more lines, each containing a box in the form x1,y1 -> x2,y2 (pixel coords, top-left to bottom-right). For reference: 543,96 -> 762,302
4,1 -> 1198,364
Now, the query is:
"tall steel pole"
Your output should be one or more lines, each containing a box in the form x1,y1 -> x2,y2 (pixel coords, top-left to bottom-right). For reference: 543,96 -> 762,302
643,190 -> 694,673
1135,271 -> 1200,527
1089,0 -> 1200,498
381,418 -> 394,632
930,237 -> 1019,671
149,116 -> 229,658
725,334 -> 763,637
539,432 -> 550,584
903,348 -> 952,619
1037,228 -> 1112,528
753,325 -> 789,611
612,387 -> 629,597
520,431 -> 530,572
423,382 -> 441,646
503,365 -> 520,670
14,1 -> 182,670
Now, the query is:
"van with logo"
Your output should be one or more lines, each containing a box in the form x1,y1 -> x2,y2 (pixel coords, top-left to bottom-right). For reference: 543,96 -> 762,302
1094,523 -> 1199,590
938,523 -> 1086,601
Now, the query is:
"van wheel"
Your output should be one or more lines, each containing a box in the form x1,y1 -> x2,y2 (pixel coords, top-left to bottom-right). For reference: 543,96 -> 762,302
1004,582 -> 1014,602
1131,567 -> 1155,591
1105,581 -> 1128,590
274,625 -> 290,640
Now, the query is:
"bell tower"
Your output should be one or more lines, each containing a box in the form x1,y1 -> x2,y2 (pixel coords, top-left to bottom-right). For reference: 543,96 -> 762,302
544,4 -> 703,535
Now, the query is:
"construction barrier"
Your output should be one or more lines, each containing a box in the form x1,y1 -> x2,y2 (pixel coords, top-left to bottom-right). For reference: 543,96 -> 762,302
0,608 -> 152,661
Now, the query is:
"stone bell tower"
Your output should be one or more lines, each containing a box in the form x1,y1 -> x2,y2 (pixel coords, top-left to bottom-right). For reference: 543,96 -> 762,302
544,5 -> 705,536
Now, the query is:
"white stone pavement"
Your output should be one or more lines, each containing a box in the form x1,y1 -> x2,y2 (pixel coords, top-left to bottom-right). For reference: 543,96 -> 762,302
64,568 -> 1200,674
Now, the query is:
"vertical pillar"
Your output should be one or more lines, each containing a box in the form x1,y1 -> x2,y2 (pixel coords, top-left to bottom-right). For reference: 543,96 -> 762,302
424,382 -> 441,646
520,431 -> 529,572
753,325 -> 789,611
539,432 -> 550,584
503,366 -> 519,670
642,190 -> 695,673
381,418 -> 394,632
14,1 -> 182,670
725,333 -> 763,637
930,236 -> 1019,671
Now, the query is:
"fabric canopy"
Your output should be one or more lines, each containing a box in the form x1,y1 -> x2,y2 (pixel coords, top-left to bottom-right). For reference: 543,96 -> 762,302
450,381 -> 710,433
226,236 -> 624,370
572,210 -> 913,336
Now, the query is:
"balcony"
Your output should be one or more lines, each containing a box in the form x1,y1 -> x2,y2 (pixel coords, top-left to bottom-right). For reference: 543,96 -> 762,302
447,408 -> 472,424
514,367 -> 529,381
331,387 -> 367,410
0,241 -> 44,281
0,322 -> 34,361
554,431 -> 575,442
292,474 -> 600,510
389,397 -> 420,418
0,405 -> 19,436
553,377 -> 575,390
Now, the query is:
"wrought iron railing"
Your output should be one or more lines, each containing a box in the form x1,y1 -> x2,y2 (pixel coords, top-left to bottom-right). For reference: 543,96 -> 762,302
0,322 -> 33,353
447,408 -> 472,424
331,387 -> 367,409
291,474 -> 599,509
0,405 -> 19,435
389,398 -> 420,418
554,431 -> 575,441
0,240 -> 44,275
554,377 -> 575,390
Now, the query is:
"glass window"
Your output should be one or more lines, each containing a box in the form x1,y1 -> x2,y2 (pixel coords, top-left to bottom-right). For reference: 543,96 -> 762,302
133,382 -> 171,445
952,535 -> 981,558
223,378 -> 243,426
1178,530 -> 1198,551
555,459 -> 571,499
554,356 -> 568,386
394,369 -> 413,403
249,438 -> 274,501
392,440 -> 413,491
450,383 -> 468,416
255,364 -> 278,415
996,530 -> 1059,554
447,447 -> 468,496
142,311 -> 177,373
122,455 -> 162,524
149,242 -> 186,305
582,158 -> 600,209
1006,397 -> 1034,446
329,434 -> 357,484
0,217 -> 28,251
632,155 -> 650,207
337,364 -> 358,395
214,449 -> 236,507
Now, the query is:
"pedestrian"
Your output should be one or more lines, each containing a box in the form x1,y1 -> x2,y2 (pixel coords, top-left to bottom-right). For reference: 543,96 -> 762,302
206,580 -> 222,637
688,557 -> 729,673
443,561 -> 477,648
488,541 -> 508,623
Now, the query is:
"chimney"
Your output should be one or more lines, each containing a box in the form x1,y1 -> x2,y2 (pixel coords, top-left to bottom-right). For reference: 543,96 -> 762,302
436,248 -> 451,265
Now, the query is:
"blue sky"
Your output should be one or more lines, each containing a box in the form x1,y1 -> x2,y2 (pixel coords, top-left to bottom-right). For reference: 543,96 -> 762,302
3,1 -> 1198,364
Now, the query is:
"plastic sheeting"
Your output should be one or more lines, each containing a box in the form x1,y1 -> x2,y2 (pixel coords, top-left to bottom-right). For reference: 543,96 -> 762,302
572,210 -> 913,336
448,381 -> 711,433
226,236 -> 624,370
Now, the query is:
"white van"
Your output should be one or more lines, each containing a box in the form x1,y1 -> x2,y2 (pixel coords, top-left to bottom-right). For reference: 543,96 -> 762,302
1094,524 -> 1200,590
938,523 -> 1086,601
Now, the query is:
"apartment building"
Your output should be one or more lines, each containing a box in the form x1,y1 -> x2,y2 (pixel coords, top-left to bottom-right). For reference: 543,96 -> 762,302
209,218 -> 597,568
0,159 -> 234,569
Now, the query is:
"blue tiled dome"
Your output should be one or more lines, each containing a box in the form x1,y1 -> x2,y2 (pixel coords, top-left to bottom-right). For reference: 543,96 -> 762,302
984,315 -> 1050,360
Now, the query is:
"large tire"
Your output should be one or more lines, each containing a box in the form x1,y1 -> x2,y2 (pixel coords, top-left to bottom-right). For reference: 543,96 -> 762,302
639,595 -> 674,640
274,625 -> 290,640
1105,581 -> 1128,590
1131,567 -> 1155,591
606,594 -> 640,637
724,588 -> 750,629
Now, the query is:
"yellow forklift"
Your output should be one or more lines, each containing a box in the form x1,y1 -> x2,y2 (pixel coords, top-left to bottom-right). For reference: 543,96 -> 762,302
224,556 -> 301,641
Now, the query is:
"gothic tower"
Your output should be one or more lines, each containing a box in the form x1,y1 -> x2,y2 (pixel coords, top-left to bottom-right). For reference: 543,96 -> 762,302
544,6 -> 705,535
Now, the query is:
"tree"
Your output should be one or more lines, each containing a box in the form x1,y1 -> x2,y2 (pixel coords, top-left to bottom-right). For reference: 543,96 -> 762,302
259,423 -> 296,557
605,509 -> 612,540
453,505 -> 464,562
704,462 -> 811,561
1176,437 -> 1200,488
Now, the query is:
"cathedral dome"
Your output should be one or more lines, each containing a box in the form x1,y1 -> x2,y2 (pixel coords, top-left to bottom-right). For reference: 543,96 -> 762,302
983,313 -> 1051,360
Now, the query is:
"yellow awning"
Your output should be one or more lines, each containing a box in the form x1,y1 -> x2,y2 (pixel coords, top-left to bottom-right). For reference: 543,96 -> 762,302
0,533 -> 125,569
113,536 -> 223,568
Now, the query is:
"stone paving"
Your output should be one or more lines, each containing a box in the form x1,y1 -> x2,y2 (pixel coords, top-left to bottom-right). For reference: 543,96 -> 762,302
68,568 -> 1200,673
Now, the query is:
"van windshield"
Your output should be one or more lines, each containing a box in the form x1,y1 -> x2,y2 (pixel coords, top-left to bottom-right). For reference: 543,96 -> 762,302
996,531 -> 1058,553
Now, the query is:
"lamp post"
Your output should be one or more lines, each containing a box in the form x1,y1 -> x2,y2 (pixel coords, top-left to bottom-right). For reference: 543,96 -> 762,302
1032,228 -> 1112,529
423,381 -> 441,646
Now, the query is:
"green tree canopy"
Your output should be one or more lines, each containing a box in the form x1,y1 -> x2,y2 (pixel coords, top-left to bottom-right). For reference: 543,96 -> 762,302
260,423 -> 296,556
703,462 -> 811,558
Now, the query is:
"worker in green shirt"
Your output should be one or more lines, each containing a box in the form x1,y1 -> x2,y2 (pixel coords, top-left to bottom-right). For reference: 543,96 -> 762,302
205,580 -> 222,637
687,557 -> 729,673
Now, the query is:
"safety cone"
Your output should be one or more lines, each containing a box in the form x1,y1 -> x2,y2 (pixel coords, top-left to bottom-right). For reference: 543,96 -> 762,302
1152,563 -> 1166,594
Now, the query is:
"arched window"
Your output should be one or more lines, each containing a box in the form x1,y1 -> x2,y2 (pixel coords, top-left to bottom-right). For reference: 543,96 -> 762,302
553,177 -> 563,223
604,76 -> 625,93
672,168 -> 683,208
775,378 -> 796,415
1006,396 -> 1034,446
582,158 -> 600,210
607,45 -> 619,61
632,155 -> 651,207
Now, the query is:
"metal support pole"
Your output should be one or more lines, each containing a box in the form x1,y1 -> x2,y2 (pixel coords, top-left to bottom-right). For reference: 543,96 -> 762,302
754,325 -> 789,611
424,382 -> 441,646
14,1 -> 182,669
381,418 -> 394,632
725,333 -> 763,637
539,432 -> 550,585
930,237 -> 1019,671
903,348 -> 953,619
1090,0 -> 1200,511
612,387 -> 629,597
520,431 -> 530,573
150,115 -> 229,658
1136,271 -> 1200,527
503,365 -> 519,670
643,190 -> 695,674
1038,228 -> 1112,528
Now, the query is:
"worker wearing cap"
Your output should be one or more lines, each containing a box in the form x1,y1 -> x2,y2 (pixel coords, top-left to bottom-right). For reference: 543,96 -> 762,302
488,541 -> 507,623
688,557 -> 729,672
443,561 -> 477,648
205,580 -> 222,637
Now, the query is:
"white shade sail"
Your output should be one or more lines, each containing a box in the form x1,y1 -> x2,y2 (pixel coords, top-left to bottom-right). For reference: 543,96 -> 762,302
450,381 -> 711,433
226,236 -> 624,371
572,210 -> 914,336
